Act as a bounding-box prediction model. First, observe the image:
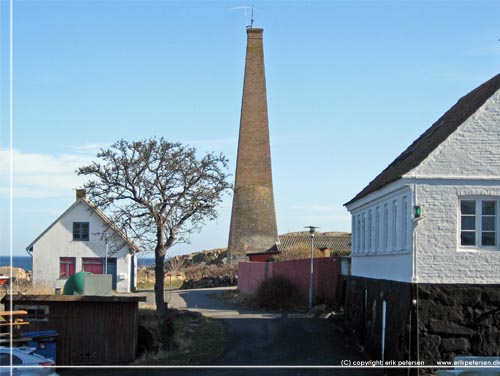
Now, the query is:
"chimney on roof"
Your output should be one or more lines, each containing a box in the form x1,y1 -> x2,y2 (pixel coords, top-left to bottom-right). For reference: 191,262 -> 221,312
76,189 -> 87,201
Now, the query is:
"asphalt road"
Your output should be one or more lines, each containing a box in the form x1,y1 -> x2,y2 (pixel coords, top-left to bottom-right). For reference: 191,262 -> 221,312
58,287 -> 382,376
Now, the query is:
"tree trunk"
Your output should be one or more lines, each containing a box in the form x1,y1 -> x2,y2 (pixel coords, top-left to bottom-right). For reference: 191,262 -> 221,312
154,246 -> 167,316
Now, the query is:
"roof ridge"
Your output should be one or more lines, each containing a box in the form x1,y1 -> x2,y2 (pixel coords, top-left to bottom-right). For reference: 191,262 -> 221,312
345,72 -> 500,206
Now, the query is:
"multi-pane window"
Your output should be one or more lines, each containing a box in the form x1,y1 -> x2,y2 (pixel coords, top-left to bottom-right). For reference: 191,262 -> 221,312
482,201 -> 496,246
60,257 -> 76,278
460,199 -> 497,248
73,222 -> 89,241
15,305 -> 49,322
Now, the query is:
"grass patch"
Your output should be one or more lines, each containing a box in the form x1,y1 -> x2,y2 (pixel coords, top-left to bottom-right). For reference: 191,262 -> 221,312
136,278 -> 184,291
216,289 -> 254,309
134,308 -> 226,365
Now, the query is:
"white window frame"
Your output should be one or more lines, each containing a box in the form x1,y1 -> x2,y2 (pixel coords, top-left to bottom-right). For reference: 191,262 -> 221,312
368,210 -> 373,251
361,213 -> 366,251
383,204 -> 389,251
458,197 -> 499,251
392,200 -> 398,250
402,196 -> 408,249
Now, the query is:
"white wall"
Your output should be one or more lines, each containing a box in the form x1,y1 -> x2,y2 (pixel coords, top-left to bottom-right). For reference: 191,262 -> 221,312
351,253 -> 412,282
346,87 -> 500,284
31,200 -> 135,292
347,182 -> 413,282
410,181 -> 500,284
350,185 -> 412,256
409,90 -> 500,179
405,90 -> 500,284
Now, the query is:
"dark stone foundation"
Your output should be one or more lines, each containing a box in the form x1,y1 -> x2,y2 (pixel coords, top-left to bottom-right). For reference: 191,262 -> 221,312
417,284 -> 500,362
344,276 -> 500,368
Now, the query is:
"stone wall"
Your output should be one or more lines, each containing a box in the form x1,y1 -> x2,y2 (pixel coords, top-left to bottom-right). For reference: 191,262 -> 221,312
344,277 -> 500,367
417,284 -> 500,363
344,276 -> 415,363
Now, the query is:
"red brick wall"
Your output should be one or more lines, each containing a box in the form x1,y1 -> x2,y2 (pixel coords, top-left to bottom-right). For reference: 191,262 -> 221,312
238,257 -> 340,304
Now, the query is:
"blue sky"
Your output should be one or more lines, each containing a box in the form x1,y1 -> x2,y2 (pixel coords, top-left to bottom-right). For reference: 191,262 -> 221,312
2,0 -> 500,257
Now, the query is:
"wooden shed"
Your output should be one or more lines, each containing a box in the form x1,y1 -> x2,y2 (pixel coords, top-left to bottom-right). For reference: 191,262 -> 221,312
2,294 -> 146,365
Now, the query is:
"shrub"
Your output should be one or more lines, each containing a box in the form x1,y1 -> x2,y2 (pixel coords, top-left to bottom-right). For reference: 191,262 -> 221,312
181,264 -> 237,289
254,275 -> 304,311
183,264 -> 236,281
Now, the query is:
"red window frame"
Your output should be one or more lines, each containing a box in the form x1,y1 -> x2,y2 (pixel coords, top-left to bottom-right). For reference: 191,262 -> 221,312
60,257 -> 76,278
82,257 -> 104,274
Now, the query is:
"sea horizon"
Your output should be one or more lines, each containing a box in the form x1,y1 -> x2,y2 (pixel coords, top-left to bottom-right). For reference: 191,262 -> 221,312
0,255 -> 156,272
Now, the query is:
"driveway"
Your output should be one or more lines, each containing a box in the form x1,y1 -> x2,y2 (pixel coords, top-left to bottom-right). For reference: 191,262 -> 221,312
166,286 -> 281,319
60,287 -> 382,376
166,287 -> 379,368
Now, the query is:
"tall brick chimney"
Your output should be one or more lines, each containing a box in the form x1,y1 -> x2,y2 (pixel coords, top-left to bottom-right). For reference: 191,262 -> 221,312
227,28 -> 278,265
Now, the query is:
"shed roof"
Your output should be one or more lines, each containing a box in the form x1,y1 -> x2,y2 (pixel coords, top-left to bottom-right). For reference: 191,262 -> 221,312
2,294 -> 146,303
345,73 -> 500,206
277,232 -> 351,253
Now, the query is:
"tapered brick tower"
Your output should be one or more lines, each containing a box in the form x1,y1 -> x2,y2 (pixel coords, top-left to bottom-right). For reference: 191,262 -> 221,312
227,28 -> 278,265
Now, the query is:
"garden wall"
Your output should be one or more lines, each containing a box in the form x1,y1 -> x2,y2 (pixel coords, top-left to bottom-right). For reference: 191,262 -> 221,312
238,257 -> 340,305
344,276 -> 500,369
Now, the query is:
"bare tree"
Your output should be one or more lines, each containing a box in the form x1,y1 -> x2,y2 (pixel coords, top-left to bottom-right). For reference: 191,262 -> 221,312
165,256 -> 187,276
77,138 -> 231,316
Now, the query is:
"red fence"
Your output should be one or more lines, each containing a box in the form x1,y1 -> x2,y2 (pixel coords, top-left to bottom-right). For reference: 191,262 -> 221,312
238,257 -> 340,305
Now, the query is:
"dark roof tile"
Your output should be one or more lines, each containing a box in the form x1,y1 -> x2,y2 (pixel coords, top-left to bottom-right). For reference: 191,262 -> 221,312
345,73 -> 500,206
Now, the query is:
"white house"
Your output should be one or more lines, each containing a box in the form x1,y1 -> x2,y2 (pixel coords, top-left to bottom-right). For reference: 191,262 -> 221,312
26,190 -> 139,293
343,73 -> 500,364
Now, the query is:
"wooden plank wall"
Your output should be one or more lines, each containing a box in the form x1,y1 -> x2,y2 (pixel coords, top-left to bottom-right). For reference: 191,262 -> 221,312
17,300 -> 139,365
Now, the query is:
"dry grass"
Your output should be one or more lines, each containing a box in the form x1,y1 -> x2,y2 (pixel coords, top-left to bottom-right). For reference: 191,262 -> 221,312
133,307 -> 226,365
136,267 -> 185,291
136,278 -> 184,291
216,289 -> 254,309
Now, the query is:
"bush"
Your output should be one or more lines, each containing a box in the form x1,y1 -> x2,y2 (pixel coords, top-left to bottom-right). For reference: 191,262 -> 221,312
183,264 -> 236,280
254,275 -> 305,311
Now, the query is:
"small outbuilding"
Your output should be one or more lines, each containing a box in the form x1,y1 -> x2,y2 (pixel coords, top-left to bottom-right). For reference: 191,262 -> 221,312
2,294 -> 146,365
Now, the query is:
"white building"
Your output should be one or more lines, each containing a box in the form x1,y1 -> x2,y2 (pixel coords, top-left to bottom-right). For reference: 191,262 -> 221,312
344,73 -> 500,363
345,76 -> 500,284
26,190 -> 139,293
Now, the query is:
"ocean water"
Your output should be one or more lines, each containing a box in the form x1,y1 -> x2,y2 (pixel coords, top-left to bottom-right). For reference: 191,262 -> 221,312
0,256 -> 32,271
0,256 -> 155,272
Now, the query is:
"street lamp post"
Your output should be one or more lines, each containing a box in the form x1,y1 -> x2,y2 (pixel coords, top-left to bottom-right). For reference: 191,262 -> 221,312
305,226 -> 319,310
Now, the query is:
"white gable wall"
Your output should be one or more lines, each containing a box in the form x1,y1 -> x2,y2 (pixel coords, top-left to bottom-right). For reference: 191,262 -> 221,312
347,182 -> 413,282
31,200 -> 134,292
405,89 -> 500,284
347,89 -> 500,284
409,90 -> 500,178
